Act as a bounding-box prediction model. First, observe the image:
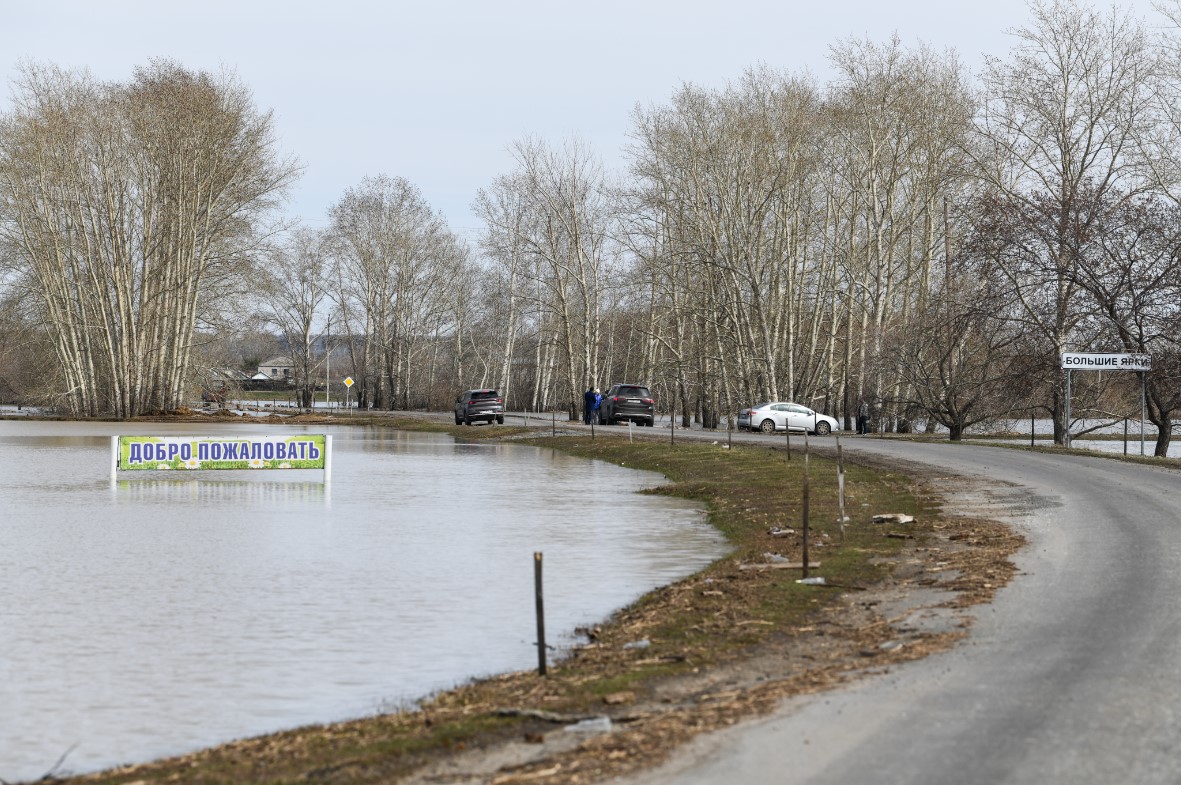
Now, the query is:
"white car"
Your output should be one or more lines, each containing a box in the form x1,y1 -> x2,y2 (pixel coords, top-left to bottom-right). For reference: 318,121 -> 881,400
739,402 -> 838,436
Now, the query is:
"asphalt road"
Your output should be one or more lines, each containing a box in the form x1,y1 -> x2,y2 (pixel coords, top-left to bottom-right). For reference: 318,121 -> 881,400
605,434 -> 1181,785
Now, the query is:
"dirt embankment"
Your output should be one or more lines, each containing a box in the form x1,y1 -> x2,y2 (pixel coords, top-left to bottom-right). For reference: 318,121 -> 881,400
64,418 -> 1023,785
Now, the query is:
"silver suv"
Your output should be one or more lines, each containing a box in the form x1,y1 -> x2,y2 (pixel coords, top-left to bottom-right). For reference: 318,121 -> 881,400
454,389 -> 505,425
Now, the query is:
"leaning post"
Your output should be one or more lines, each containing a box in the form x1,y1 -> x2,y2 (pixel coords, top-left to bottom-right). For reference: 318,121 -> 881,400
836,435 -> 846,542
801,432 -> 810,579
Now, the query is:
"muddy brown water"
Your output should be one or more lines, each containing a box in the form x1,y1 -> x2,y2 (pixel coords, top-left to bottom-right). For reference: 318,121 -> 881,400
0,422 -> 726,781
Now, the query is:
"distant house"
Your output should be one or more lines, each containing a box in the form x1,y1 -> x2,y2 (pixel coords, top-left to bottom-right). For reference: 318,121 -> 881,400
258,356 -> 295,381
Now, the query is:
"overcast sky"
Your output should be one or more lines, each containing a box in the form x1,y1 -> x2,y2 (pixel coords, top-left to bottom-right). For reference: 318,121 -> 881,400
0,0 -> 1165,242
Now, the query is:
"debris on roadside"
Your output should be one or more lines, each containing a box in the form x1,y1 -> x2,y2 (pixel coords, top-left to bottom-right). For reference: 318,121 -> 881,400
564,716 -> 613,733
872,513 -> 916,525
603,691 -> 635,706
739,560 -> 821,571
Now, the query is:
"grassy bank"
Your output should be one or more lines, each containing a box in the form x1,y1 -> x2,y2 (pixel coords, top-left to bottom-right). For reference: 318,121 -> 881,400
69,421 -> 965,785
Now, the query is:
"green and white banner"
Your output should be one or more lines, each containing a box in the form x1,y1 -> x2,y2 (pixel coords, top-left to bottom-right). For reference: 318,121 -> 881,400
116,434 -> 327,472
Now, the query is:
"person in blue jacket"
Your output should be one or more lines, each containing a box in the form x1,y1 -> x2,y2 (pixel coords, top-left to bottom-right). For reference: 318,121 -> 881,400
584,386 -> 596,425
592,387 -> 602,423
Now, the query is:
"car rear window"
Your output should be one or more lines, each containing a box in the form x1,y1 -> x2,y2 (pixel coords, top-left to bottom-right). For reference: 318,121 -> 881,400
470,390 -> 499,399
618,386 -> 651,397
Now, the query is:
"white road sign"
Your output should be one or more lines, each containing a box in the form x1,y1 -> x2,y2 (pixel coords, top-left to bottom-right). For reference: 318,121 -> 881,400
1061,353 -> 1151,372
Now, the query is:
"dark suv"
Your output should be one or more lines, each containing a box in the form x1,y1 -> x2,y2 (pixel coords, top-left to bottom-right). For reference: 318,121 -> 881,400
455,389 -> 505,425
598,384 -> 655,426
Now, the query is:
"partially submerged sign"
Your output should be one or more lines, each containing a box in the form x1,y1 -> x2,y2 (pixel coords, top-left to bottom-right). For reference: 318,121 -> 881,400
1061,352 -> 1151,372
112,434 -> 331,482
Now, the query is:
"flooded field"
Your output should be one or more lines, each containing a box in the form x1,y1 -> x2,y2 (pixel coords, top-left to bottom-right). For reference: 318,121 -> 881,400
0,422 -> 727,781
971,418 -> 1179,458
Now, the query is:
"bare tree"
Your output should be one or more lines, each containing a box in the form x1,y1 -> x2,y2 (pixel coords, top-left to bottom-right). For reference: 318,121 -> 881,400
328,175 -> 467,410
1068,194 -> 1181,455
477,137 -> 619,419
473,172 -> 532,409
882,248 -> 1031,440
261,228 -> 331,410
972,0 -> 1162,443
0,60 -> 298,416
624,51 -> 973,428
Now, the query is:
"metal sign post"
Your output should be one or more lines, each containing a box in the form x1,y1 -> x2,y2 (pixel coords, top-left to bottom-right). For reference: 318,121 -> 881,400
1065,368 -> 1072,449
1140,371 -> 1147,456
344,376 -> 354,415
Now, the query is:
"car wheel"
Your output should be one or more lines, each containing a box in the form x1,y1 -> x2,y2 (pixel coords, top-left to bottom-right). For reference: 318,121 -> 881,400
760,418 -> 777,434
454,413 -> 461,425
815,421 -> 831,436
497,415 -> 504,424
464,414 -> 472,426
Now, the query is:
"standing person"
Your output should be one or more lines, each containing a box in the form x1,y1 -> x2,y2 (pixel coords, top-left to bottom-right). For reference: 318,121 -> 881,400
592,387 -> 602,424
857,398 -> 870,435
584,386 -> 596,425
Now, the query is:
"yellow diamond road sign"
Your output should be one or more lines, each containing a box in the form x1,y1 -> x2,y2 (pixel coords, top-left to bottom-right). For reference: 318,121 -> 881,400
343,376 -> 354,388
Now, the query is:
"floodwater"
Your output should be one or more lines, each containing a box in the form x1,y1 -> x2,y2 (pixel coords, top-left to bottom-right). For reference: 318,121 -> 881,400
0,422 -> 727,782
975,418 -> 1180,458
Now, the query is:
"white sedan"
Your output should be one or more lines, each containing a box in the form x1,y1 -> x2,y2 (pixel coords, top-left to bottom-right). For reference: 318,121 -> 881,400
739,402 -> 839,436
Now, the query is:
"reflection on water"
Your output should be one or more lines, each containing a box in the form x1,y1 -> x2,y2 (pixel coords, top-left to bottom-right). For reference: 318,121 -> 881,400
0,422 -> 727,781
114,478 -> 329,506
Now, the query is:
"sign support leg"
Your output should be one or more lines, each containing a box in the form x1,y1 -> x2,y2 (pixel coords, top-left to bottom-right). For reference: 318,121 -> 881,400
324,434 -> 333,485
1141,372 -> 1146,457
1064,369 -> 1072,449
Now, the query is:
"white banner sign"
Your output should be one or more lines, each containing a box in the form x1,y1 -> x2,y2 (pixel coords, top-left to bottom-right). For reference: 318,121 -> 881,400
1061,352 -> 1151,372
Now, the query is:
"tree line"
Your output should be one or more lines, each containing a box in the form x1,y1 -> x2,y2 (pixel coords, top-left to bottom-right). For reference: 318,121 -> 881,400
3,1 -> 1181,455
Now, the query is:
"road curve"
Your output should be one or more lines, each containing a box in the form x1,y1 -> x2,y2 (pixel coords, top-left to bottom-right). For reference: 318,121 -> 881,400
618,438 -> 1181,785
